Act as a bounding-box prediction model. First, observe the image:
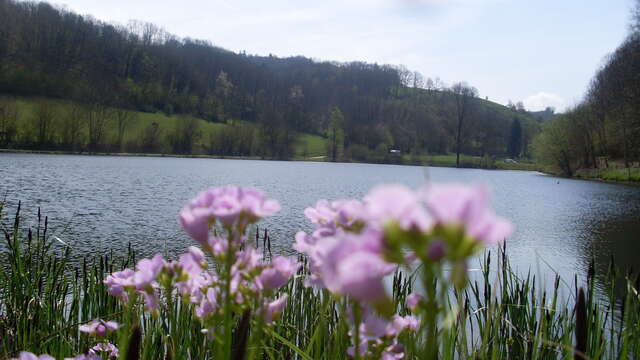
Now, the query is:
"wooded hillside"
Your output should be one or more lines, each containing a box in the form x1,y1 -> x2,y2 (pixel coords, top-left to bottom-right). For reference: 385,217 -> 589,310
0,0 -> 539,162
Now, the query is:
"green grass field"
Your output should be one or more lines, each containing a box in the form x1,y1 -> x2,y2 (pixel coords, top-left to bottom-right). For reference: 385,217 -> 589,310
6,97 -> 543,172
576,167 -> 640,182
403,153 -> 539,171
7,96 -> 327,158
294,133 -> 327,159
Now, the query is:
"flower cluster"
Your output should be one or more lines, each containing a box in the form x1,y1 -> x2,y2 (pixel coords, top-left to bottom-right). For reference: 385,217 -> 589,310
15,328 -> 119,360
14,348 -> 117,360
103,254 -> 166,310
16,184 -> 511,360
13,354 -> 54,360
348,308 -> 419,360
179,186 -> 281,244
296,183 -> 512,358
296,183 -> 512,295
78,320 -> 120,337
102,186 -> 298,342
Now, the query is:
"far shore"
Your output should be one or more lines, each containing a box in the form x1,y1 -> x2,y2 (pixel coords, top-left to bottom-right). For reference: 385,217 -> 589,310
0,147 -> 541,170
14,148 -> 640,187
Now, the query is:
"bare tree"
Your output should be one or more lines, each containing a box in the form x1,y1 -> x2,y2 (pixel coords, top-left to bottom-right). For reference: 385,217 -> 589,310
33,102 -> 57,148
215,71 -> 233,122
450,82 -> 478,167
0,97 -> 19,147
169,115 -> 201,154
412,71 -> 424,89
61,103 -> 85,151
86,104 -> 112,153
141,122 -> 162,153
114,108 -> 134,152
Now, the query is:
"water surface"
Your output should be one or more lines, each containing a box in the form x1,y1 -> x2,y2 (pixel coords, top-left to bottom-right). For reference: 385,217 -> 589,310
1,153 -> 639,293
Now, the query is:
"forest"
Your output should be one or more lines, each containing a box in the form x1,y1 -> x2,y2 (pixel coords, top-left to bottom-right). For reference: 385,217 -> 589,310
533,0 -> 640,180
0,0 -> 542,164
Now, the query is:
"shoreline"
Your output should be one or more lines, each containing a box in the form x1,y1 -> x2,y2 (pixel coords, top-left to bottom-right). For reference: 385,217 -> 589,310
0,148 -> 540,171
537,167 -> 640,186
5,148 -> 638,186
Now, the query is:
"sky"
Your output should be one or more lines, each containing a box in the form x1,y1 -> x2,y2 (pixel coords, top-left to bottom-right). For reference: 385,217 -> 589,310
48,0 -> 633,112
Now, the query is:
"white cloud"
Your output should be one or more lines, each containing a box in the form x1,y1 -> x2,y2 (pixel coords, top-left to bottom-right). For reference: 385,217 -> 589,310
523,92 -> 567,112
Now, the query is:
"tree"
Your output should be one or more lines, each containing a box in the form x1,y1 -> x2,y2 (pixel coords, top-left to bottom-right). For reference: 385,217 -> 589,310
450,82 -> 478,167
326,107 -> 345,162
32,102 -> 57,148
114,108 -> 134,152
140,122 -> 162,153
533,116 -> 580,176
507,118 -> 522,158
169,115 -> 201,154
215,71 -> 233,122
0,97 -> 18,147
60,104 -> 85,151
0,0 -> 545,161
86,104 -> 111,153
632,0 -> 640,33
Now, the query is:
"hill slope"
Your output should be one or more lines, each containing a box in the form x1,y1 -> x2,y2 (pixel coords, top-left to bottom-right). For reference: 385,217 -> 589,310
0,0 -> 539,162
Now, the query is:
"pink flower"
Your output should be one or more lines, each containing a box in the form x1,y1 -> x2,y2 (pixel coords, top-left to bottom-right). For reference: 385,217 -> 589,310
427,240 -> 446,261
90,343 -> 119,358
195,287 -> 218,319
382,342 -> 405,360
133,254 -> 166,289
293,231 -> 315,254
364,184 -> 433,231
258,256 -> 300,290
303,199 -> 367,237
303,200 -> 337,226
347,307 -> 414,360
179,187 -> 280,239
104,269 -> 135,302
104,255 -> 167,308
405,293 -> 423,311
206,236 -> 228,257
312,231 -> 394,302
238,187 -> 281,219
79,320 -> 121,337
422,184 -> 513,244
65,355 -> 100,360
177,272 -> 216,302
178,246 -> 207,276
13,353 -> 54,360
178,206 -> 211,245
387,315 -> 419,336
262,295 -> 288,323
334,199 -> 367,228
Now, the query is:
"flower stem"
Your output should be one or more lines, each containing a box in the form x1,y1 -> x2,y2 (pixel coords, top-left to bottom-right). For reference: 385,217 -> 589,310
223,232 -> 235,359
353,301 -> 362,360
423,264 -> 438,360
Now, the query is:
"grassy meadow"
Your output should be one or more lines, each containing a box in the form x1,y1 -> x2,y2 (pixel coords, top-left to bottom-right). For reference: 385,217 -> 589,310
3,97 -> 543,170
3,96 -> 328,159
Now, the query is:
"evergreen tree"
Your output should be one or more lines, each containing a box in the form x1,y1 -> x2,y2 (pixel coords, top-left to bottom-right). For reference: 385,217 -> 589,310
327,107 -> 345,162
507,118 -> 522,158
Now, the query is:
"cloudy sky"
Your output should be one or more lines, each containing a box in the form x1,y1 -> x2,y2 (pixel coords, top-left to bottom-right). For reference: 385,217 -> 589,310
49,0 -> 632,112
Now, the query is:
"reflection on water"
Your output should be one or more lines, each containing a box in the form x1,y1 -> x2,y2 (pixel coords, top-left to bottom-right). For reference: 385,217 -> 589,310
1,153 -> 639,296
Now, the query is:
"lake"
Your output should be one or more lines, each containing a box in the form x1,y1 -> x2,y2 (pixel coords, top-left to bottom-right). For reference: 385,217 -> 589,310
1,153 -> 640,295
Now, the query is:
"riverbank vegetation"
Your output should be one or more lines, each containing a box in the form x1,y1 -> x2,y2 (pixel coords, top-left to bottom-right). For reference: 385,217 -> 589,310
0,0 -> 545,166
533,0 -> 640,181
1,187 -> 639,359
